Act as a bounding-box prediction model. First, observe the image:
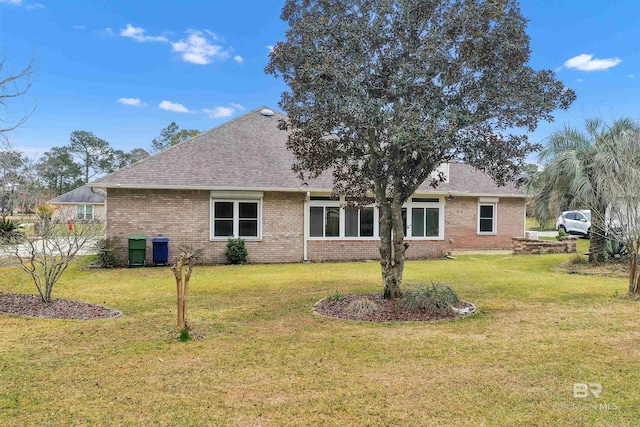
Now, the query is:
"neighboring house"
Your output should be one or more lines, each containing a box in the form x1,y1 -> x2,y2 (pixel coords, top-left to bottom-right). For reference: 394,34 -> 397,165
90,107 -> 526,264
49,185 -> 106,221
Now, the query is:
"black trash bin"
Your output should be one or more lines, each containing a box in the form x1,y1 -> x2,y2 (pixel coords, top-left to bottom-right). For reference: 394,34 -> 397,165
152,237 -> 169,266
128,234 -> 147,267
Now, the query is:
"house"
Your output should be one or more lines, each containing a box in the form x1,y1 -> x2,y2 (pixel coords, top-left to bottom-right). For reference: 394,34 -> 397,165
48,185 -> 106,221
90,107 -> 526,264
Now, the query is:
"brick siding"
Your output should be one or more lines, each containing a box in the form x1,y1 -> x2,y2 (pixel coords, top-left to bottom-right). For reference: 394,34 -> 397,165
106,189 -> 304,265
106,189 -> 525,264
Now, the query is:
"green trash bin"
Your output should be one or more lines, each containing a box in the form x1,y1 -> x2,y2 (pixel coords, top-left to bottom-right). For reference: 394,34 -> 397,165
128,234 -> 147,266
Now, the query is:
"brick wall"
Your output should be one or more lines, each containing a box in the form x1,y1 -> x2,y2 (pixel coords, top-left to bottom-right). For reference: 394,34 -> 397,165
512,237 -> 577,254
445,196 -> 525,250
106,189 -> 526,264
106,189 -> 304,264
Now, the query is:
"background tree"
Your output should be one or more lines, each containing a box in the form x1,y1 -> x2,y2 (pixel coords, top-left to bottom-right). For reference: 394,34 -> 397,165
532,118 -> 639,263
151,122 -> 200,152
35,146 -> 84,196
0,147 -> 28,215
2,205 -> 104,302
67,131 -> 114,183
266,0 -> 575,298
0,49 -> 35,141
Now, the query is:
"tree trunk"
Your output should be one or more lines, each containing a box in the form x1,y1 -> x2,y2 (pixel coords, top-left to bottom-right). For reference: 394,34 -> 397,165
172,258 -> 185,330
589,201 -> 607,263
378,195 -> 406,299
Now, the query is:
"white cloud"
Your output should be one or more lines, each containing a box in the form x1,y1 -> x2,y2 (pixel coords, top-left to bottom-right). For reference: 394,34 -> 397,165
120,24 -> 168,43
266,45 -> 274,53
628,74 -> 635,79
0,0 -> 22,5
563,54 -> 622,72
233,55 -> 244,64
73,25 -> 86,30
171,30 -> 229,65
118,98 -> 143,107
159,100 -> 190,113
576,78 -> 584,82
203,104 -> 244,119
25,2 -> 44,9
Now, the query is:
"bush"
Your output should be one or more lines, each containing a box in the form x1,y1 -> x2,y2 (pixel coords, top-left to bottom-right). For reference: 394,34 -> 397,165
0,218 -> 23,243
225,238 -> 248,264
93,236 -> 122,267
606,230 -> 627,261
556,228 -> 569,241
346,298 -> 381,319
397,281 -> 461,315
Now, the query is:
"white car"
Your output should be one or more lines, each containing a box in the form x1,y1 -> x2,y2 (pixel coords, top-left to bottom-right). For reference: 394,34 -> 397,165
556,210 -> 591,237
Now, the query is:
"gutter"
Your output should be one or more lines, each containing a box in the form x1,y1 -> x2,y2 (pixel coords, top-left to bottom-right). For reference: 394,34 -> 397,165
303,191 -> 310,262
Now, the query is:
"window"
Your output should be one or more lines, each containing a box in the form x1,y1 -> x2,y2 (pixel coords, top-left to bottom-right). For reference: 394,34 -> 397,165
211,200 -> 260,239
478,203 -> 496,234
310,206 -> 340,237
76,205 -> 93,220
308,195 -> 443,240
345,207 -> 374,237
411,207 -> 439,237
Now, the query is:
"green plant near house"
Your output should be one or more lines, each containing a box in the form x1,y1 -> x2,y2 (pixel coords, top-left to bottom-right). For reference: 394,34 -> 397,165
225,238 -> 248,264
0,218 -> 23,243
398,281 -> 461,316
556,228 -> 569,241
93,236 -> 122,268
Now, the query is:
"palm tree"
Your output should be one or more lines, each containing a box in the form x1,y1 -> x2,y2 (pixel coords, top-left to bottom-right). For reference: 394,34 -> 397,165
532,118 -> 639,263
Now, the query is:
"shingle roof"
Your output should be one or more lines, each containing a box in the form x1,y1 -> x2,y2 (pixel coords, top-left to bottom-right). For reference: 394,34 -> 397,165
91,106 -> 523,197
49,185 -> 106,204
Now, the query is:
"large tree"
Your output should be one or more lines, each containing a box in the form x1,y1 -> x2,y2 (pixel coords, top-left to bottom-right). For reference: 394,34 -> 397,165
0,148 -> 28,215
533,118 -> 639,263
266,0 -> 575,298
35,146 -> 84,196
0,49 -> 35,141
67,131 -> 114,183
151,122 -> 200,153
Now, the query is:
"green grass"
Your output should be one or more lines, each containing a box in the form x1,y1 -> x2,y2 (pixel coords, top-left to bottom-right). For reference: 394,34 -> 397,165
1,255 -> 638,426
526,217 -> 556,231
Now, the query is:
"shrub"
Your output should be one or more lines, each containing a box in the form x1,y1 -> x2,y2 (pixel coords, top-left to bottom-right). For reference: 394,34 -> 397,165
346,298 -> 381,319
398,281 -> 461,315
93,236 -> 122,267
0,218 -> 23,243
556,228 -> 569,241
606,231 -> 627,261
567,254 -> 589,265
225,238 -> 248,264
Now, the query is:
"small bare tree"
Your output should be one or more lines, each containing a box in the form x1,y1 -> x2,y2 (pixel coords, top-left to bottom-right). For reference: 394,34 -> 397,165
1,204 -> 103,302
171,247 -> 202,331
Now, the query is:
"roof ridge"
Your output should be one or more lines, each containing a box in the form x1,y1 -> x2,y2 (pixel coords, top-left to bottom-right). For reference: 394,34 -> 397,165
90,106 -> 282,185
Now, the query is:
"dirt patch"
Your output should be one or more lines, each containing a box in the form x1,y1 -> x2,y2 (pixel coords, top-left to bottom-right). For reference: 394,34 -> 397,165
0,293 -> 122,320
314,293 -> 476,322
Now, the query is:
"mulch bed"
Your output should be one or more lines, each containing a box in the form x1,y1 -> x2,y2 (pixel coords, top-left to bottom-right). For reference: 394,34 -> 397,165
314,293 -> 476,322
556,260 -> 630,278
0,293 -> 122,320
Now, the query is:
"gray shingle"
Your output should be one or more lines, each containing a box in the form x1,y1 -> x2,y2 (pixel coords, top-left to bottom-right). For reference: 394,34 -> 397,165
91,106 -> 522,197
49,185 -> 106,204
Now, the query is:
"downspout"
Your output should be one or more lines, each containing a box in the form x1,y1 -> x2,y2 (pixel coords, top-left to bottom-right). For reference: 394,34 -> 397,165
303,191 -> 310,262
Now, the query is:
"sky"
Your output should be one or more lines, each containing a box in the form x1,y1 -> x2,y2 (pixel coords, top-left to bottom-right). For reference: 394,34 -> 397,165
1,0 -> 640,163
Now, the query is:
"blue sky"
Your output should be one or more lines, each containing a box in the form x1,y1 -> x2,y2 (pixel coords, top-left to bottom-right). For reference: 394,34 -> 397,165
1,0 -> 639,163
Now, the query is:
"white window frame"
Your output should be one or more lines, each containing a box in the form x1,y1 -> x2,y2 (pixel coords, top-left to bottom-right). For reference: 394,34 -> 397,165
477,201 -> 497,235
210,192 -> 263,241
403,197 -> 445,240
76,204 -> 93,220
307,195 -> 444,240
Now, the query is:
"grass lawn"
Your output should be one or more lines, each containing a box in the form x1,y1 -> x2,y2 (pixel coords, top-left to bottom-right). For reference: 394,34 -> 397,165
1,254 -> 638,426
526,217 -> 556,231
